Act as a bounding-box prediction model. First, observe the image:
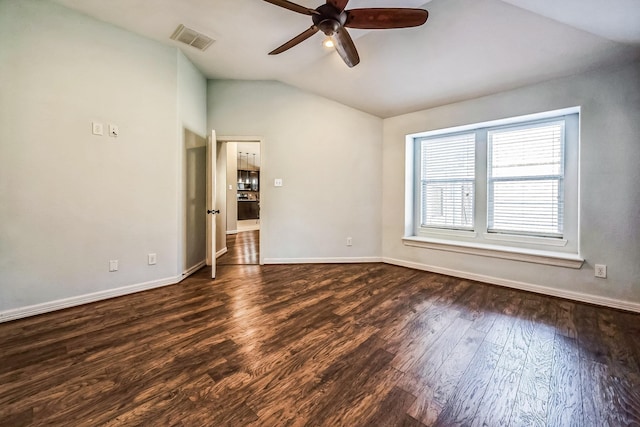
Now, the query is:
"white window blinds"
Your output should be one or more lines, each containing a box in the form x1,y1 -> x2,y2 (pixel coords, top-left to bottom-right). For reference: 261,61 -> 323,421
487,121 -> 565,237
420,133 -> 475,230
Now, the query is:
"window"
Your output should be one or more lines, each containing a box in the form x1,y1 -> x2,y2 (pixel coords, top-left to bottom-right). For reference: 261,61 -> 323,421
406,108 -> 581,267
420,133 -> 475,230
487,121 -> 564,237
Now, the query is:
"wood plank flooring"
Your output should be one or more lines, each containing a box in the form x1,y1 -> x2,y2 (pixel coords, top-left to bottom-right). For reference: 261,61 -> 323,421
217,230 -> 259,265
1,263 -> 640,426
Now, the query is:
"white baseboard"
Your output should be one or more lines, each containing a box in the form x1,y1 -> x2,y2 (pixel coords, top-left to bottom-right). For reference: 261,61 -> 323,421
383,257 -> 640,313
264,257 -> 383,264
182,260 -> 206,279
216,247 -> 228,258
0,275 -> 182,323
226,230 -> 238,235
5,257 -> 636,323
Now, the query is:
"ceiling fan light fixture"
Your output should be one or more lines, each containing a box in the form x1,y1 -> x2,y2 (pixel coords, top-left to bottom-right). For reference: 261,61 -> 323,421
263,0 -> 429,68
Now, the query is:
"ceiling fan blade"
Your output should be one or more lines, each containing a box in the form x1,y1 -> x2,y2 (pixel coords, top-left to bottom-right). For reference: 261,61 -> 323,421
345,8 -> 428,29
269,26 -> 319,55
263,0 -> 318,16
332,27 -> 360,68
327,0 -> 349,12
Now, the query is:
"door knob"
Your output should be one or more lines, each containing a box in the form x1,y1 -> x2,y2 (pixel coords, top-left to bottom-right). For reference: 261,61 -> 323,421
207,209 -> 220,215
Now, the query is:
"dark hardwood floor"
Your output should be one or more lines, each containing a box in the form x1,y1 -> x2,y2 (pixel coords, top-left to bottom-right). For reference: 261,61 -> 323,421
1,263 -> 639,426
217,230 -> 259,265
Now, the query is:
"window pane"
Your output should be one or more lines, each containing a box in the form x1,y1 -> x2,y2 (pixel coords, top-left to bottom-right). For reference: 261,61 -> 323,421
422,181 -> 474,229
420,133 -> 475,230
490,123 -> 563,178
490,179 -> 562,235
488,121 -> 565,236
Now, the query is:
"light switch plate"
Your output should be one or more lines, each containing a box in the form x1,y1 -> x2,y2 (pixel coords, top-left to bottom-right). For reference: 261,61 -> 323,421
274,178 -> 283,187
92,122 -> 104,135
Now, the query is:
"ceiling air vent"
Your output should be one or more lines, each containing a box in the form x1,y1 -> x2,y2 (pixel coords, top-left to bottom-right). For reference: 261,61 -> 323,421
170,24 -> 214,51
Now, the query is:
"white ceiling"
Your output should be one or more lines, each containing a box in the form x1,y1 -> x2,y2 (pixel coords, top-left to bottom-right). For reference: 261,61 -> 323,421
53,0 -> 640,118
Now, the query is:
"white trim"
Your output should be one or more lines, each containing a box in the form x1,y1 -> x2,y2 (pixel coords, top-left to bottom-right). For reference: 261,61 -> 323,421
216,247 -> 228,258
482,232 -> 568,247
419,228 -> 478,239
402,236 -> 583,269
0,275 -> 182,323
183,260 -> 206,278
226,230 -> 238,235
264,257 -> 383,265
407,106 -> 581,140
383,257 -> 640,314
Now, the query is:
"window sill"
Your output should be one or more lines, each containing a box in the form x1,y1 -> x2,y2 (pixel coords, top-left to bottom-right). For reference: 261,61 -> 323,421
402,236 -> 584,269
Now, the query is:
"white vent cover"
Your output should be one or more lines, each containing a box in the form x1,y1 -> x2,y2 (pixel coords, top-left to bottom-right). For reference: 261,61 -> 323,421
170,24 -> 214,51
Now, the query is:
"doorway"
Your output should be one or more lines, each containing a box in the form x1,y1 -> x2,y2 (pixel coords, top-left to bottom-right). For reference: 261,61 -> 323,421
216,138 -> 262,266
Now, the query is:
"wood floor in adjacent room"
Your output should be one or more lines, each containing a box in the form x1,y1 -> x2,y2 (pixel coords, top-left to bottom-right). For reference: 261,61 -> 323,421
1,263 -> 640,426
218,230 -> 259,265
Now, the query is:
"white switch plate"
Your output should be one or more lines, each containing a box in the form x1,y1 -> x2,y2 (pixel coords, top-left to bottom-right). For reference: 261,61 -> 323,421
148,253 -> 157,265
109,260 -> 118,272
109,124 -> 119,137
346,237 -> 353,246
274,178 -> 283,187
92,122 -> 104,135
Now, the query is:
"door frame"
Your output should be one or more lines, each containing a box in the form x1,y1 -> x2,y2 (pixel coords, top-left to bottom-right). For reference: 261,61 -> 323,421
216,135 -> 265,265
206,130 -> 218,278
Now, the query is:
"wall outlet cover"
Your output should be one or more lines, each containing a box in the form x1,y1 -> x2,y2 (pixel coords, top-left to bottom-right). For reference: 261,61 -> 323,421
595,264 -> 607,278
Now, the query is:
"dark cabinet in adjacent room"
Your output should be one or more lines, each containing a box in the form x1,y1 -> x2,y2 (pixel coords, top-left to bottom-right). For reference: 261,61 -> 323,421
238,201 -> 259,220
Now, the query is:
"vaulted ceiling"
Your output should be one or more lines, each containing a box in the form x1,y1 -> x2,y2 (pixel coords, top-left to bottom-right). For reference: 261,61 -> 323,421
53,0 -> 640,118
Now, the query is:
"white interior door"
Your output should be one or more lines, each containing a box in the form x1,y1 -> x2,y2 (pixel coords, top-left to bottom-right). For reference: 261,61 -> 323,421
207,130 -> 218,279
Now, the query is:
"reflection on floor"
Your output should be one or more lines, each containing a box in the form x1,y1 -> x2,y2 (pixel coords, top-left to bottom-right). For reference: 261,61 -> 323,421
218,230 -> 259,265
3,263 -> 640,425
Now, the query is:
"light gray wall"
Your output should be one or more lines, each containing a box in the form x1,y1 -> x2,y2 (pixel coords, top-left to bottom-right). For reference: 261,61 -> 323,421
208,80 -> 383,261
225,142 -> 238,234
0,0 -> 205,313
177,52 -> 207,137
382,61 -> 640,304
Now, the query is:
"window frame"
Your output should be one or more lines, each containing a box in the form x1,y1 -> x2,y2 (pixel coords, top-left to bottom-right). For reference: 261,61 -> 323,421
404,107 -> 582,268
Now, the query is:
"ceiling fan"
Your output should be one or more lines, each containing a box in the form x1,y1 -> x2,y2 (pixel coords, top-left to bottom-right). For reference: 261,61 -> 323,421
263,0 -> 429,68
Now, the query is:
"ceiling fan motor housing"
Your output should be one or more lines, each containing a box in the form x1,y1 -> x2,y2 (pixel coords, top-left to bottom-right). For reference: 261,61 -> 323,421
313,4 -> 346,36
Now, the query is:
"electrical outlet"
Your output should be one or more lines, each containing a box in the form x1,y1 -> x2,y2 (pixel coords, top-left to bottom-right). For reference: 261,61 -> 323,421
148,253 -> 157,265
109,124 -> 119,137
595,264 -> 607,278
109,260 -> 118,272
346,237 -> 353,246
274,178 -> 283,187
